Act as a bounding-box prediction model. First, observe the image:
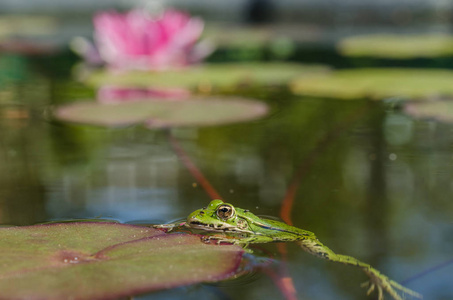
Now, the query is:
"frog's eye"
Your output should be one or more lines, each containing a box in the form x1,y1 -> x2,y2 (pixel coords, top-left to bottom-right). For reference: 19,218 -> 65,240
216,205 -> 235,220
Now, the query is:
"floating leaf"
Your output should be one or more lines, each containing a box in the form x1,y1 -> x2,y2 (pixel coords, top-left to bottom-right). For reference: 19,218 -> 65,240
337,34 -> 453,59
203,26 -> 300,60
404,99 -> 453,123
0,15 -> 57,38
204,26 -> 273,48
0,222 -> 243,299
84,63 -> 329,88
54,97 -> 269,128
291,68 -> 453,100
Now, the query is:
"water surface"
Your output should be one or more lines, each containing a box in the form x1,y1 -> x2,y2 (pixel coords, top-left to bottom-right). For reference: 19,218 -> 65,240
0,53 -> 451,299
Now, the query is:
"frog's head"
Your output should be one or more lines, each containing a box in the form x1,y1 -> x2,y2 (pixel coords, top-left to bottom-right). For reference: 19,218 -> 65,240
187,199 -> 251,233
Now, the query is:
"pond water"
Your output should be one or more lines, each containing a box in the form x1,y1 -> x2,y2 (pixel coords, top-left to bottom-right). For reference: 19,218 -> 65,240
1,52 -> 452,300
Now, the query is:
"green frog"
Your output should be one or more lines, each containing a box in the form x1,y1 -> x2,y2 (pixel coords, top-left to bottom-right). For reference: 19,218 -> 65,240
154,199 -> 422,300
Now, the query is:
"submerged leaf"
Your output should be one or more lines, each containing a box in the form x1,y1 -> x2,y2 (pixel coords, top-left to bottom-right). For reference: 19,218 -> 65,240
291,68 -> 453,100
0,222 -> 243,299
84,63 -> 329,88
54,97 -> 269,128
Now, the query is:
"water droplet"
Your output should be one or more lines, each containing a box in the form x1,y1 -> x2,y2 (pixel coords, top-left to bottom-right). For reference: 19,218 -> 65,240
389,153 -> 397,161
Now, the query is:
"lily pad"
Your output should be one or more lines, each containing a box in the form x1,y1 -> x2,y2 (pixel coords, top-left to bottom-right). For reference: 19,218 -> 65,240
337,34 -> 453,59
0,15 -> 57,38
404,99 -> 453,123
54,97 -> 269,128
83,63 -> 329,88
0,222 -> 243,299
290,68 -> 453,100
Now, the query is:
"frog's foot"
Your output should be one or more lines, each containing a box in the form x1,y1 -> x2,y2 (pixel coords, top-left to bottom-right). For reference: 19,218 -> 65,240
361,281 -> 383,300
200,235 -> 237,245
200,236 -> 253,253
362,269 -> 422,300
152,222 -> 186,233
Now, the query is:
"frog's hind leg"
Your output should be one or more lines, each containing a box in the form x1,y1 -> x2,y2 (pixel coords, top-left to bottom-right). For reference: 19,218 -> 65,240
296,239 -> 422,300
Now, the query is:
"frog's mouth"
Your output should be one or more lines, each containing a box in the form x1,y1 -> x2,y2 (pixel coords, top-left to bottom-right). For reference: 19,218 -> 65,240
187,220 -> 210,228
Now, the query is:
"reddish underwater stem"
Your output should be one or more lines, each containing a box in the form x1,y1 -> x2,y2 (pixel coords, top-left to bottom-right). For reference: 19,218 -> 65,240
263,266 -> 298,300
167,131 -> 223,200
280,103 -> 370,225
277,103 -> 370,300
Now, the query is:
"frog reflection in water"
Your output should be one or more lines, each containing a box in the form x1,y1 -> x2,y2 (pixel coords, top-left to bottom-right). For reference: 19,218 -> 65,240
155,200 -> 422,300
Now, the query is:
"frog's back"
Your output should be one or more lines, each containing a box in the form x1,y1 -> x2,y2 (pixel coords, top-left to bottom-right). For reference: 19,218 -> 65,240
252,218 -> 316,242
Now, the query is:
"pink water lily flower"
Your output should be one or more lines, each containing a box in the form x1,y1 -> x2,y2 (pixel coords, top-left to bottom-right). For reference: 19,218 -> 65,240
90,9 -> 210,70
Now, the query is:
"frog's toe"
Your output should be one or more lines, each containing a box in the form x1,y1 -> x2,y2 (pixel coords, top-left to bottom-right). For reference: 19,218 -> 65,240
361,281 -> 384,300
377,285 -> 384,300
200,236 -> 212,244
361,281 -> 375,296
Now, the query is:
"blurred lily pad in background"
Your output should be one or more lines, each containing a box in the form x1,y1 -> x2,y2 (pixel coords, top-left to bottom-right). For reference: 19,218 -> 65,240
0,15 -> 60,55
203,25 -> 297,60
404,99 -> 453,123
54,97 -> 269,128
82,63 -> 329,89
291,68 -> 453,100
337,34 -> 453,59
0,15 -> 58,38
0,223 -> 243,300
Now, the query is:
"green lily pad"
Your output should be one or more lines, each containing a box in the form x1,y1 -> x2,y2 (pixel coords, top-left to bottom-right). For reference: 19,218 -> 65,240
83,63 -> 329,88
404,99 -> 453,123
54,97 -> 269,128
204,25 -> 272,48
337,34 -> 453,59
0,222 -> 243,299
0,15 -> 57,38
290,68 -> 453,100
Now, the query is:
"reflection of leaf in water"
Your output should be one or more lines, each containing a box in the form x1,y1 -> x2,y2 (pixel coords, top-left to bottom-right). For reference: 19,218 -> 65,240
0,222 -> 243,300
404,99 -> 453,123
97,86 -> 191,104
54,97 -> 269,128
84,63 -> 329,88
291,69 -> 453,100
337,34 -> 453,59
